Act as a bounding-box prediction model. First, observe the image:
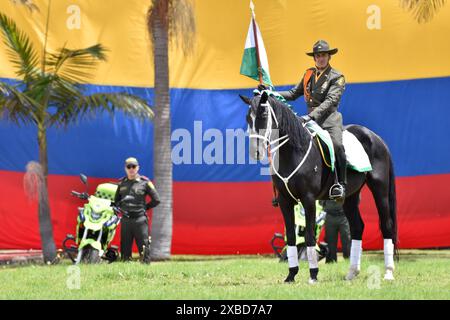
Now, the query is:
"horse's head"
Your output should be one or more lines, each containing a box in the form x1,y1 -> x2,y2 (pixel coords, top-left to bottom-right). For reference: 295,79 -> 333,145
240,91 -> 273,161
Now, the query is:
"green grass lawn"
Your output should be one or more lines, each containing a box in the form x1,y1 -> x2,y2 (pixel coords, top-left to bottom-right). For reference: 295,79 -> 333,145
1,250 -> 449,299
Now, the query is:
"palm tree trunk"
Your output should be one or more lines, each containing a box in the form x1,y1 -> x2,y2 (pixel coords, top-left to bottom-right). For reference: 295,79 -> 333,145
37,122 -> 57,263
150,0 -> 173,260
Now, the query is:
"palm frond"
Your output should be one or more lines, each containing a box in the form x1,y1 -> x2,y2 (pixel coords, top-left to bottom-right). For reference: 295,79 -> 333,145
147,0 -> 196,56
10,0 -> 40,12
44,77 -> 83,117
21,72 -> 56,104
169,0 -> 196,55
49,92 -> 154,127
0,13 -> 40,80
46,44 -> 108,83
400,0 -> 447,23
0,81 -> 40,124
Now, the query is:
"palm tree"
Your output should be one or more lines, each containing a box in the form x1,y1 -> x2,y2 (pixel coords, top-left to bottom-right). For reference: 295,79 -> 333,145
0,12 -> 154,263
400,0 -> 447,23
146,0 -> 195,260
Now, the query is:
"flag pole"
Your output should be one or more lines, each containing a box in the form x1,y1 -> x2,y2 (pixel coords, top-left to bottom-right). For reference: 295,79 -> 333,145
250,1 -> 263,84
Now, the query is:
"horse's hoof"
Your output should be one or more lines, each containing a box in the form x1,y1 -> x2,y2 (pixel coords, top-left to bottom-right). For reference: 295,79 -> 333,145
345,266 -> 360,281
384,268 -> 395,281
284,276 -> 295,283
284,266 -> 298,283
308,278 -> 318,285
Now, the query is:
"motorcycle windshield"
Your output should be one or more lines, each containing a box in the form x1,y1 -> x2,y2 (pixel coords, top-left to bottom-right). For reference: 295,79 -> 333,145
88,196 -> 112,217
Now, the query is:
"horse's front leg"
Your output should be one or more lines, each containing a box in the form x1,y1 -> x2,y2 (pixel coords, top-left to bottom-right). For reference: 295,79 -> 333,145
303,196 -> 319,284
278,196 -> 298,283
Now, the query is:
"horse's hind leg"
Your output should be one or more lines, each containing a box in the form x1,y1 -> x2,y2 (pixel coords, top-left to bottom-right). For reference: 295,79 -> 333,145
367,173 -> 396,280
278,196 -> 299,283
343,192 -> 364,280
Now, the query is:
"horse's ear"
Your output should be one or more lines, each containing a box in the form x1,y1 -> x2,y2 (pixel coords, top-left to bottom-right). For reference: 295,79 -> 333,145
239,94 -> 251,105
260,91 -> 269,104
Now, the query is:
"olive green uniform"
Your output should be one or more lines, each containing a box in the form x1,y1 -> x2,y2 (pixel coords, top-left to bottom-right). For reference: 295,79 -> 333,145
320,200 -> 351,262
278,65 -> 347,187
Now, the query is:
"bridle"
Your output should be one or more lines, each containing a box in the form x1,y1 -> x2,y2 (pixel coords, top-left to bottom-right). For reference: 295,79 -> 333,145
248,98 -> 314,203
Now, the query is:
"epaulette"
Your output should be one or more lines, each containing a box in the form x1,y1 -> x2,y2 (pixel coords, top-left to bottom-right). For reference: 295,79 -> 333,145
330,68 -> 343,77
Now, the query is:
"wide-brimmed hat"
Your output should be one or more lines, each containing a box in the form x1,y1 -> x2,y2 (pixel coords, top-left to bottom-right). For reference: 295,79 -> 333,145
306,40 -> 338,56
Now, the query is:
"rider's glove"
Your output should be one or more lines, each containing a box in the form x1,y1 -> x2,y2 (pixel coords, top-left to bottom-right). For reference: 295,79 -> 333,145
257,84 -> 268,91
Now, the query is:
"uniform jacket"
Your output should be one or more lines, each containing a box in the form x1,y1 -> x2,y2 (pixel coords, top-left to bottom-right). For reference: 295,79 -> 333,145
278,65 -> 345,129
114,174 -> 160,217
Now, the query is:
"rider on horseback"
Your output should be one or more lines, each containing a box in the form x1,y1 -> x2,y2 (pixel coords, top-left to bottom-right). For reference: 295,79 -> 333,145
260,40 -> 347,200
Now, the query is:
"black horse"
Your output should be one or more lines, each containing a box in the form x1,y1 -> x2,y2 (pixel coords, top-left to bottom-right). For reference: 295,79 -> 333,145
240,91 -> 397,283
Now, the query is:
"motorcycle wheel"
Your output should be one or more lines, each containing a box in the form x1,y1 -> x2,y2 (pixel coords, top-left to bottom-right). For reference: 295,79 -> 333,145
82,247 -> 101,264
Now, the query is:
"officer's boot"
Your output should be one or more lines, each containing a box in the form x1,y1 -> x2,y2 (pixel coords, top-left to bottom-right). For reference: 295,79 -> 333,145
330,145 -> 347,200
142,237 -> 152,264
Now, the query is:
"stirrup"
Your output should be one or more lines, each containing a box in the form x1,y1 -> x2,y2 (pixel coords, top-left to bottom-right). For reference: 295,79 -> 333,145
329,183 -> 345,200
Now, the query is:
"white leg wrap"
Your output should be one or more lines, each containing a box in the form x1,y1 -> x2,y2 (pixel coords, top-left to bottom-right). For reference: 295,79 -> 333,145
287,246 -> 299,268
306,246 -> 318,269
349,240 -> 362,269
384,239 -> 395,270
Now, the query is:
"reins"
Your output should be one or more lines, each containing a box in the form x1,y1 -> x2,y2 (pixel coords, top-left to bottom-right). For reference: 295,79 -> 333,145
249,99 -> 313,203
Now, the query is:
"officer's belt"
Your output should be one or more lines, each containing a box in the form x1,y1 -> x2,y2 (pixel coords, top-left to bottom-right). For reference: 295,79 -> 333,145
326,210 -> 345,217
122,212 -> 146,219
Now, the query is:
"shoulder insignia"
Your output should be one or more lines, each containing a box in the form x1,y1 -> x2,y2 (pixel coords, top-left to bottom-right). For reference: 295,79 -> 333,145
147,181 -> 155,189
337,76 -> 345,86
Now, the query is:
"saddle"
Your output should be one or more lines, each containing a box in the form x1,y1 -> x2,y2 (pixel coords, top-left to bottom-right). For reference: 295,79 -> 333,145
305,121 -> 373,173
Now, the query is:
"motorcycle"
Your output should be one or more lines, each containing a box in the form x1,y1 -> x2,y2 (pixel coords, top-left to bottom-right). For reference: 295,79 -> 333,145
63,174 -> 128,264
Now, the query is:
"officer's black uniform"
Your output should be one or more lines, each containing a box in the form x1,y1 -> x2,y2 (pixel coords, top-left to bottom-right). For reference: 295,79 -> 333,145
114,174 -> 160,262
320,200 -> 351,263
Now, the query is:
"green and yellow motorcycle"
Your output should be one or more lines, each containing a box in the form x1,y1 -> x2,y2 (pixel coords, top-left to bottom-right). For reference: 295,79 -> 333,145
63,174 -> 125,264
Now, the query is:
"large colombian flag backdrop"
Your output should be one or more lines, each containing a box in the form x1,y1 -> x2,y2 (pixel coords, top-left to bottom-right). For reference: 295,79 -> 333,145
0,1 -> 449,253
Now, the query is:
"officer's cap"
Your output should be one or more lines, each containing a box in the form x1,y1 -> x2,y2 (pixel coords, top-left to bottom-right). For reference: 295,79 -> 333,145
125,157 -> 139,166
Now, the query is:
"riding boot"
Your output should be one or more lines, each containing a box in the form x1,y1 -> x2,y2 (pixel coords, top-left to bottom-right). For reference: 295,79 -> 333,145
337,147 -> 347,189
330,146 -> 347,200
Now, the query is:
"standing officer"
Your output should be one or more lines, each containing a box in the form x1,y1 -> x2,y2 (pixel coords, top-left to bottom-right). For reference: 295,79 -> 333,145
320,200 -> 351,263
262,40 -> 347,199
114,157 -> 160,263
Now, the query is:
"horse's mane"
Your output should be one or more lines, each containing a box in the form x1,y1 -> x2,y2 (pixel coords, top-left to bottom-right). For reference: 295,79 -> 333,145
267,96 -> 311,152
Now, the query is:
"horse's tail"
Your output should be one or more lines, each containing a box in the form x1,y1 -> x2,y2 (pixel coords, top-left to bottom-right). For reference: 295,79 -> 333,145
388,154 -> 399,261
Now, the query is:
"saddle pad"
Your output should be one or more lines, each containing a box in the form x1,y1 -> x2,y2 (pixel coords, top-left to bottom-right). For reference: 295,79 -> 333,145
305,121 -> 372,172
343,130 -> 372,172
305,121 -> 335,171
